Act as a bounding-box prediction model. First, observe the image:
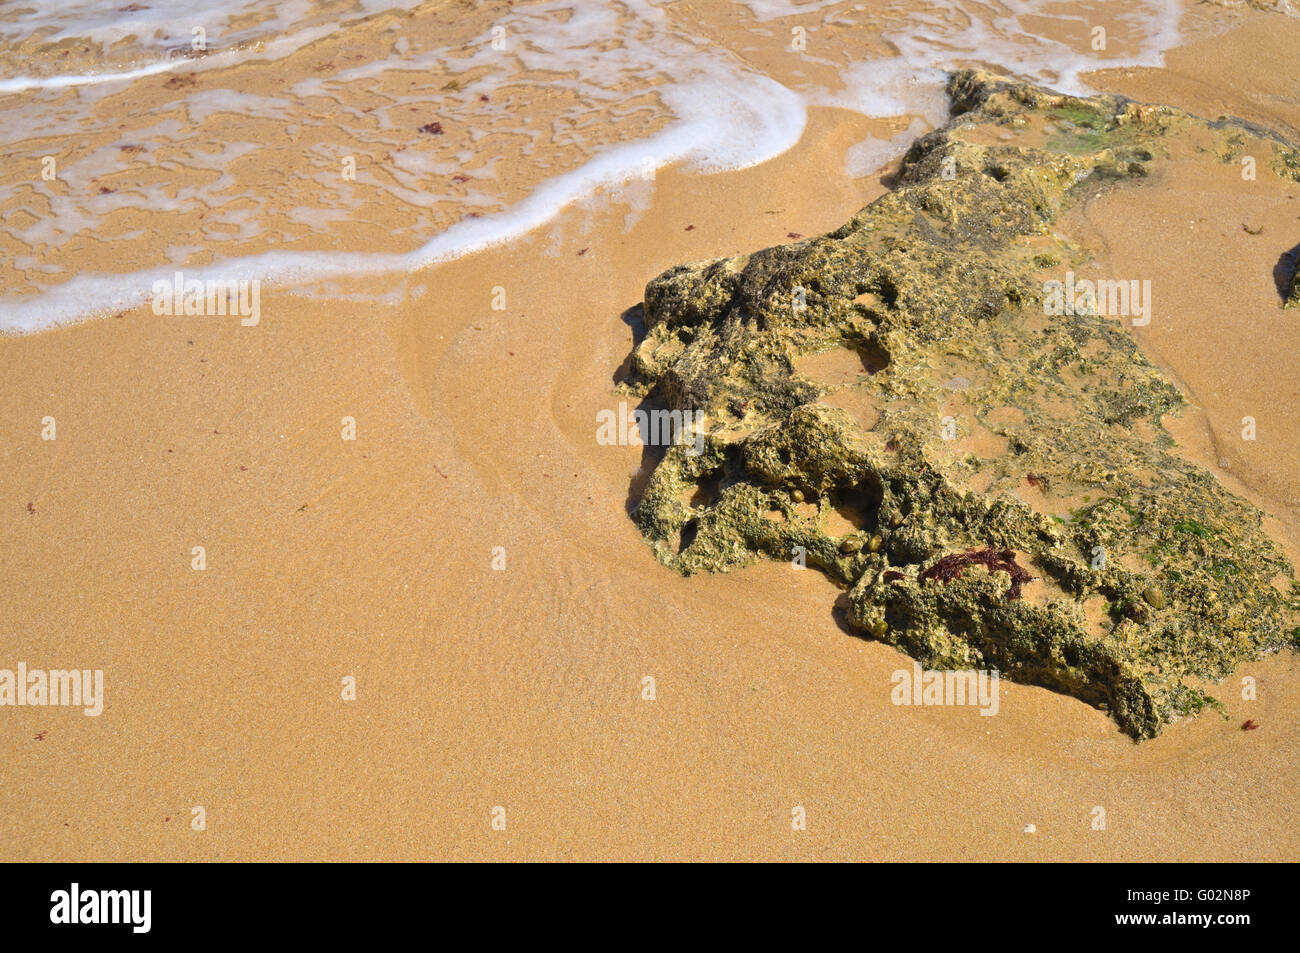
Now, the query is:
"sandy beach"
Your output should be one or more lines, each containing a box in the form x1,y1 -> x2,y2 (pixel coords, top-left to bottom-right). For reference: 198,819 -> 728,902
1,0 -> 1298,861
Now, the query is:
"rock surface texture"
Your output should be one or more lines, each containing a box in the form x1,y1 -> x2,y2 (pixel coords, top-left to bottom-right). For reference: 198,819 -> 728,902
624,71 -> 1300,738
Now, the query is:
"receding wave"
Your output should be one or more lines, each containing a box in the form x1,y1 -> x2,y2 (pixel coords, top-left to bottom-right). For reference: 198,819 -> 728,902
0,0 -> 1184,333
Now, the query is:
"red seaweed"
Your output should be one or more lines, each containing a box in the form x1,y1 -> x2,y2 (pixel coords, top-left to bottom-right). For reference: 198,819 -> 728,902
919,547 -> 1034,600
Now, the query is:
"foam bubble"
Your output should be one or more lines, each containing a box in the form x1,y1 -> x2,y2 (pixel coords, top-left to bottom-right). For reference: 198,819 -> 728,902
845,118 -> 930,178
0,0 -> 1188,334
0,0 -> 424,92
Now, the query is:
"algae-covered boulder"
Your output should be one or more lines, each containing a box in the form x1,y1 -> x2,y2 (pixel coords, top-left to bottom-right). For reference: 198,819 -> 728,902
623,71 -> 1300,739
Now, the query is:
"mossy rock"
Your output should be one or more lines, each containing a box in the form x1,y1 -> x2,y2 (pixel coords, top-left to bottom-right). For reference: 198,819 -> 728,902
623,71 -> 1300,739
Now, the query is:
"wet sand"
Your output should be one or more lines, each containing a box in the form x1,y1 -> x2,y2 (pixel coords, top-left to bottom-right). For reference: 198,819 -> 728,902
1,5 -> 1298,860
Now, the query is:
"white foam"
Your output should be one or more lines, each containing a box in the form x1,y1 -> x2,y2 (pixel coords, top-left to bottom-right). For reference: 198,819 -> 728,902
846,118 -> 931,178
0,0 -> 436,95
0,75 -> 805,332
0,0 -> 1188,334
1,0 -> 810,332
880,0 -> 1184,96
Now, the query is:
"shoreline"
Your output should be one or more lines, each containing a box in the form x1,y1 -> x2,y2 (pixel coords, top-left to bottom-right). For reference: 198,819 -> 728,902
1,6 -> 1298,860
0,0 -> 1221,334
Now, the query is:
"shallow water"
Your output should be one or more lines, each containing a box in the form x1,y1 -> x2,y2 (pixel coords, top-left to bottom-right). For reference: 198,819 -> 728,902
0,0 -> 1187,331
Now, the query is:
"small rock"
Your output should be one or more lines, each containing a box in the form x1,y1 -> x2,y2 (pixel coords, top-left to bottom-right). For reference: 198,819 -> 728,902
1022,824 -> 1036,834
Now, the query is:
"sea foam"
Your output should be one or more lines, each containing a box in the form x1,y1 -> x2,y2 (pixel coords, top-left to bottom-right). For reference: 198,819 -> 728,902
0,0 -> 1185,334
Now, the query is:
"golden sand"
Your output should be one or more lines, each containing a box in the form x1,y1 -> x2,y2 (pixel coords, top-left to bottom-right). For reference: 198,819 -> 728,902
1,4 -> 1297,860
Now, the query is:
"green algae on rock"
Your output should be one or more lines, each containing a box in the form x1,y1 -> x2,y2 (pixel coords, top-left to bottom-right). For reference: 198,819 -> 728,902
622,71 -> 1300,739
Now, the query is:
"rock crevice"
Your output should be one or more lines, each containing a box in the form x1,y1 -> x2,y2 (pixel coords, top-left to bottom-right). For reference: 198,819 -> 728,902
623,71 -> 1300,739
